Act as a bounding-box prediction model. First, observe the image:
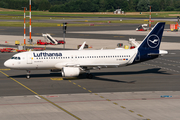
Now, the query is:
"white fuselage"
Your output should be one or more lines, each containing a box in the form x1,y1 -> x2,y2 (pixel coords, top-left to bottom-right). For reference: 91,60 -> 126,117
4,48 -> 137,70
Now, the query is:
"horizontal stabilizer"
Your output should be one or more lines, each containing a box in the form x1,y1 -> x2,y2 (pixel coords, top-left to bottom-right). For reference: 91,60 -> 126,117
159,50 -> 168,55
148,50 -> 168,56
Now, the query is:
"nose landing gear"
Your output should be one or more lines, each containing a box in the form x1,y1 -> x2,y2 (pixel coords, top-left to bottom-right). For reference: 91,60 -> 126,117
26,70 -> 31,79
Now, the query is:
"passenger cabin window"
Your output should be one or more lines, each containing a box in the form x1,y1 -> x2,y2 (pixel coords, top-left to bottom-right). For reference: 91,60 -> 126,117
11,57 -> 21,60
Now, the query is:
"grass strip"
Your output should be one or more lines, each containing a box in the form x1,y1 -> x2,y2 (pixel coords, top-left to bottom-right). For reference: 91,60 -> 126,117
0,11 -> 180,18
0,20 -> 175,27
0,21 -> 107,27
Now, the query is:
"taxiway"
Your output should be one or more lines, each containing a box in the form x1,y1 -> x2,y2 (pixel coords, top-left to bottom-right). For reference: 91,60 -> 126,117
0,24 -> 180,120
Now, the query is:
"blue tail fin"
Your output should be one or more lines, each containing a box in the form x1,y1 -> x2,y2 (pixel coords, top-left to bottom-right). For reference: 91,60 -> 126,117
138,22 -> 165,50
133,22 -> 165,63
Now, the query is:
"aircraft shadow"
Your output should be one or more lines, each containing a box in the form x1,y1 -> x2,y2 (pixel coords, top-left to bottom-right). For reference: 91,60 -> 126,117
92,68 -> 171,76
92,76 -> 136,83
9,68 -> 170,83
89,68 -> 170,83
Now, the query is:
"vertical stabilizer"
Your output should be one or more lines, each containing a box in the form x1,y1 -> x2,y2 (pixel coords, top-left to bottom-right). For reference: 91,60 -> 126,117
138,22 -> 165,50
133,22 -> 166,63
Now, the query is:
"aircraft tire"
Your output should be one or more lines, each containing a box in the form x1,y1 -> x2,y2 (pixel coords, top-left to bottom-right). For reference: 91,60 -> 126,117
26,75 -> 30,79
86,73 -> 93,79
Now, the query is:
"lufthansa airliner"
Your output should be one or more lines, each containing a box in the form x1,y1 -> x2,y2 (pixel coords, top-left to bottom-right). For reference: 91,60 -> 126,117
4,22 -> 168,79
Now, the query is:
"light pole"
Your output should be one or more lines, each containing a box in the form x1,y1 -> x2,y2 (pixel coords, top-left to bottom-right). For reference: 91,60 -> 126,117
149,6 -> 151,30
29,0 -> 32,44
63,22 -> 67,49
22,7 -> 27,50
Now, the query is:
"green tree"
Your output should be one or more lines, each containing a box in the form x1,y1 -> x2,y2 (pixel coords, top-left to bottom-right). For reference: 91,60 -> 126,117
119,0 -> 129,11
0,1 -> 8,8
150,0 -> 160,11
3,0 -> 180,12
165,6 -> 174,11
38,0 -> 50,11
126,0 -> 138,12
99,0 -> 107,12
174,0 -> 180,10
128,0 -> 139,11
137,0 -> 149,12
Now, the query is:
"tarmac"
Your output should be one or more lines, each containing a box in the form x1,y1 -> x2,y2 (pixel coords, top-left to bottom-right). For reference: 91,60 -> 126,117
0,25 -> 180,120
1,91 -> 180,120
0,29 -> 180,50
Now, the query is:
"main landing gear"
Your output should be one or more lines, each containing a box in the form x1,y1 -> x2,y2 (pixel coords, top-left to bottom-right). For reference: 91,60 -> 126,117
86,73 -> 93,79
26,70 -> 31,79
86,70 -> 93,79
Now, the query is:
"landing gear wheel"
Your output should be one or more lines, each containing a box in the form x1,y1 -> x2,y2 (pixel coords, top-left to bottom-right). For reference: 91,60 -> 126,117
26,75 -> 30,79
26,70 -> 31,79
86,73 -> 93,79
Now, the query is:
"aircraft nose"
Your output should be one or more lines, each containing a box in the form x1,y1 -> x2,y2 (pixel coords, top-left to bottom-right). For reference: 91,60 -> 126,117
4,60 -> 11,68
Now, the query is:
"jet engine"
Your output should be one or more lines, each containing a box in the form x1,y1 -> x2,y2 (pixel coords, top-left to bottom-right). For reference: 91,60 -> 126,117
61,67 -> 80,77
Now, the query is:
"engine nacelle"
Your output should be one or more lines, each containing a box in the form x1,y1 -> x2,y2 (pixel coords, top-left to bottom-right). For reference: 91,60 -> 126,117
61,67 -> 80,77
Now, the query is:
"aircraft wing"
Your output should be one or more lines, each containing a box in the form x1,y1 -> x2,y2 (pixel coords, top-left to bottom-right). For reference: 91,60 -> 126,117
55,62 -> 120,70
67,63 -> 121,70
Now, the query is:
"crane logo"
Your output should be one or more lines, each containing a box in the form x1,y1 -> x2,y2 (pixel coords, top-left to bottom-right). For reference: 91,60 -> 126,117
147,34 -> 160,48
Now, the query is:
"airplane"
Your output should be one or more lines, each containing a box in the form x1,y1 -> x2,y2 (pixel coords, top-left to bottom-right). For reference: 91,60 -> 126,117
4,22 -> 168,79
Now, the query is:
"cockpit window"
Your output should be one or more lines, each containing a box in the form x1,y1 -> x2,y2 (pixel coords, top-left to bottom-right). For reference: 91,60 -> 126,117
11,56 -> 21,60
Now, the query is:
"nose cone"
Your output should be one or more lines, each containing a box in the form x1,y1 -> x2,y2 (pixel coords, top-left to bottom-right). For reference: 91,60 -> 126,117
4,60 -> 11,68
